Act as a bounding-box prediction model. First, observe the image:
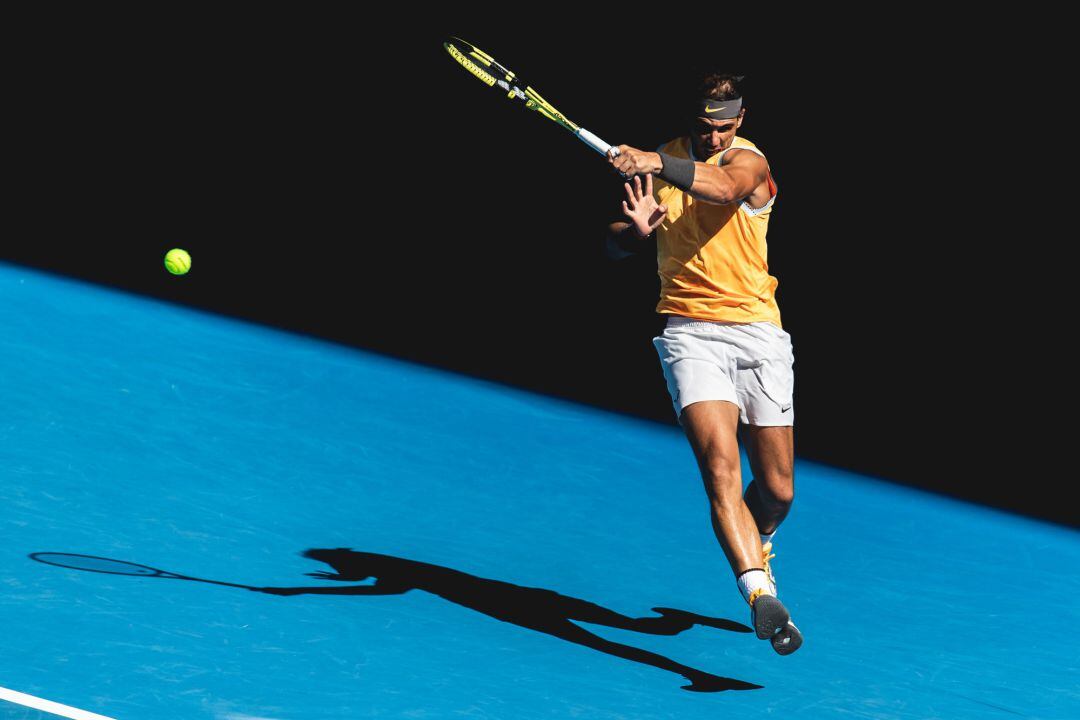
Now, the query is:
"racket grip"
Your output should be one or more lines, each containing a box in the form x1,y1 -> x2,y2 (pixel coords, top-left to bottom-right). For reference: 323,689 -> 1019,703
578,128 -> 616,157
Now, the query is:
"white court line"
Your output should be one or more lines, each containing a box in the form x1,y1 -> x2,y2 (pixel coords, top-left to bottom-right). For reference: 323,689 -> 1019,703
0,686 -> 116,720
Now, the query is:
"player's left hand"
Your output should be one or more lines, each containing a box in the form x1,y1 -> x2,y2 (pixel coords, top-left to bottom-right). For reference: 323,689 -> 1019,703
608,145 -> 663,178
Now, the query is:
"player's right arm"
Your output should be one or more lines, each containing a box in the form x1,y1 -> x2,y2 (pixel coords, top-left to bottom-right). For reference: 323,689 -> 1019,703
256,582 -> 408,596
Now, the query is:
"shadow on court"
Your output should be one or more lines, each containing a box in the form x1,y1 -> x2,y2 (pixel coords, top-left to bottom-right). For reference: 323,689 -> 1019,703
31,548 -> 761,693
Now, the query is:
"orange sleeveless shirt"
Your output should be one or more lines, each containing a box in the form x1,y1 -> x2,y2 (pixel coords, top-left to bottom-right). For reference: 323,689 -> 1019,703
653,135 -> 782,328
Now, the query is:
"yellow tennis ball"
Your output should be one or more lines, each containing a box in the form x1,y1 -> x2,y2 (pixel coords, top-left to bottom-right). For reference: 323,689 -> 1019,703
164,248 -> 191,275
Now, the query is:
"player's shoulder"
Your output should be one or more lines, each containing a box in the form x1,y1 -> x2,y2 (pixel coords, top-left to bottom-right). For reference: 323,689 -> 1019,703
726,136 -> 767,158
720,136 -> 768,166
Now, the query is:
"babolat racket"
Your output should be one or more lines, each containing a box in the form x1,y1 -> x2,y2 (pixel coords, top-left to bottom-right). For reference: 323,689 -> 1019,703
443,37 -> 619,158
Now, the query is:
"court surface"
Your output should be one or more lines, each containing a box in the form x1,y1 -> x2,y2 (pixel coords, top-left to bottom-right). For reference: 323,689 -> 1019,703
3,262 -> 1077,719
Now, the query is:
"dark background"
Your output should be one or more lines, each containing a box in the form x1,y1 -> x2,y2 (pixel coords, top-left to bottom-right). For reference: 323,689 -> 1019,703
7,14 -> 1065,524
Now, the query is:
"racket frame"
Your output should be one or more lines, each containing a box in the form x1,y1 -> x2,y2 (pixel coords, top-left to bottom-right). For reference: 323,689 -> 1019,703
444,37 -> 617,157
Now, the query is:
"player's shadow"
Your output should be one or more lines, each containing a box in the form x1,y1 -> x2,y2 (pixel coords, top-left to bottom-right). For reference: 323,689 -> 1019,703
256,548 -> 760,692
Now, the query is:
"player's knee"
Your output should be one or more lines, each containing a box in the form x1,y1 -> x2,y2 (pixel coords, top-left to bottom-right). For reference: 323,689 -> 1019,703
760,469 -> 795,508
770,483 -> 795,509
701,457 -> 742,499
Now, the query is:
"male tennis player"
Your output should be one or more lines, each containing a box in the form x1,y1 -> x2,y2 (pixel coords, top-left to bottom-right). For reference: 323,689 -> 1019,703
603,73 -> 801,654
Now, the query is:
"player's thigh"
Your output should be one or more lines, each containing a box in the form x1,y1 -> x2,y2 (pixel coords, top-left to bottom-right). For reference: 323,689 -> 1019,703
680,400 -> 743,492
739,423 -> 794,496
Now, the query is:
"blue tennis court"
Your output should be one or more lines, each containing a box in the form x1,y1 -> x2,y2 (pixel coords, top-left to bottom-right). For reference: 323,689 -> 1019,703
3,261 -> 1077,719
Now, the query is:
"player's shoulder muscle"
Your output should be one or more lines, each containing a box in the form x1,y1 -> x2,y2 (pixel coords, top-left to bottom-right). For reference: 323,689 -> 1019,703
720,147 -> 769,182
719,146 -> 768,168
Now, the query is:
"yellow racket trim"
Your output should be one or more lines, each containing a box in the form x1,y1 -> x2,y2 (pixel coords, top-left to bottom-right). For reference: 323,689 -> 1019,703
524,87 -> 579,132
446,43 -> 496,87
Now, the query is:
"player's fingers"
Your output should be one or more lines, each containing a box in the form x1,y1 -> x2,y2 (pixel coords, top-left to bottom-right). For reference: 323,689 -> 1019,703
622,200 -> 632,217
624,182 -> 638,207
645,172 -> 654,195
633,174 -> 642,198
648,203 -> 668,227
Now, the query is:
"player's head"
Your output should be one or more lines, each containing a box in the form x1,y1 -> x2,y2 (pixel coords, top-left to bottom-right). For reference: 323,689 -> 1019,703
690,72 -> 746,158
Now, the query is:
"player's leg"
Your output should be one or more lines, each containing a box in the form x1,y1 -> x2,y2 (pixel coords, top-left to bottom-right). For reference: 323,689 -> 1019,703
725,322 -> 800,653
741,423 -> 794,588
679,400 -> 762,575
739,423 -> 793,598
731,324 -> 795,591
739,423 -> 794,536
739,423 -> 802,654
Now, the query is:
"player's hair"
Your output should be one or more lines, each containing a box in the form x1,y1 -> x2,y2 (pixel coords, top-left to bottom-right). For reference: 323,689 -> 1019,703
700,73 -> 746,101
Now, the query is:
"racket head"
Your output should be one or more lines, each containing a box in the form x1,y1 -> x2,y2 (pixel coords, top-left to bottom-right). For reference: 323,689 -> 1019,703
444,37 -> 517,90
443,37 -> 580,134
30,552 -> 169,577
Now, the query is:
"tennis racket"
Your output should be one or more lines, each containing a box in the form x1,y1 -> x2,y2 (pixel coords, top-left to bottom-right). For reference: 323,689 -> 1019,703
443,37 -> 618,159
30,552 -> 259,591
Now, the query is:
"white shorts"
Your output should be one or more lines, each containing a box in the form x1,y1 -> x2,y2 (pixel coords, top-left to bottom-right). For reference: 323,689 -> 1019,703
652,316 -> 795,426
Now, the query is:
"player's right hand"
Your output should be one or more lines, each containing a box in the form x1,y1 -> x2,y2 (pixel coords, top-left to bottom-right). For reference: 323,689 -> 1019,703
622,174 -> 668,238
608,145 -> 661,178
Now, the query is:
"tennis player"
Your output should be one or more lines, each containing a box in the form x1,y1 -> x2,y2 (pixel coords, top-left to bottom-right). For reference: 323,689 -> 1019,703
604,73 -> 801,654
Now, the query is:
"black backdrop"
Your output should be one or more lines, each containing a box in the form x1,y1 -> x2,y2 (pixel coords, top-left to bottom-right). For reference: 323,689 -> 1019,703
7,14 -> 1065,524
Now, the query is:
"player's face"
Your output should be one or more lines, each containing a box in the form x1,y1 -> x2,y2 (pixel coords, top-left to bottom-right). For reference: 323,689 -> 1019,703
691,110 -> 745,158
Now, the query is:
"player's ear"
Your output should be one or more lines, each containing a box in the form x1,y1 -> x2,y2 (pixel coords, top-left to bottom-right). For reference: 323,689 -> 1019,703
736,108 -> 746,129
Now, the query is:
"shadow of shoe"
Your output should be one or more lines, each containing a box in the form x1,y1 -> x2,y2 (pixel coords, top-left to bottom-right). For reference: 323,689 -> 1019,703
681,671 -> 763,692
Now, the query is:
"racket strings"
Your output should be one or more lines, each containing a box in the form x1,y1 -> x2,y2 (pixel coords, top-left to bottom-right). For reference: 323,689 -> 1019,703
30,553 -> 162,576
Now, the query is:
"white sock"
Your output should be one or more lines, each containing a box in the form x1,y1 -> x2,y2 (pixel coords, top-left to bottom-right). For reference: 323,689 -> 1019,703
736,569 -> 773,604
760,529 -> 777,546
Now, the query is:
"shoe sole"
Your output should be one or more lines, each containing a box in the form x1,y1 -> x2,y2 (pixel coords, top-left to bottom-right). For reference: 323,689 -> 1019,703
751,595 -> 790,639
770,621 -> 803,655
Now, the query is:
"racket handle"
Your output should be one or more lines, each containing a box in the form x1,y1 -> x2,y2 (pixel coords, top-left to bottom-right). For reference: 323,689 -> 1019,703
578,128 -> 616,157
